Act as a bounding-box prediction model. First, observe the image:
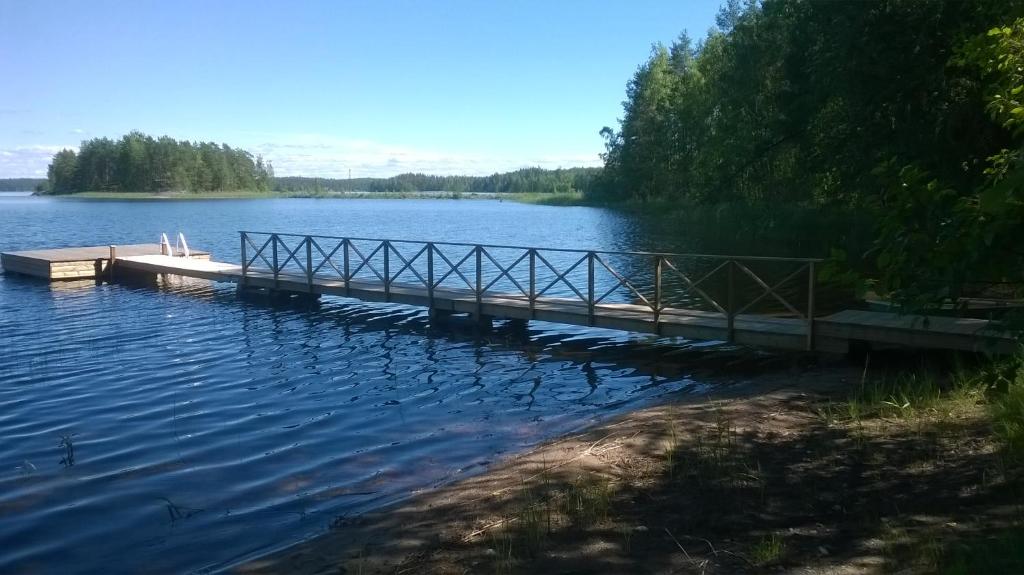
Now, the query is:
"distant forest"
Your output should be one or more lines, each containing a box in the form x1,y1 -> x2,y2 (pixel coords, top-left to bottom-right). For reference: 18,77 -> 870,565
36,132 -> 599,196
274,167 -> 600,195
0,178 -> 44,192
45,132 -> 275,194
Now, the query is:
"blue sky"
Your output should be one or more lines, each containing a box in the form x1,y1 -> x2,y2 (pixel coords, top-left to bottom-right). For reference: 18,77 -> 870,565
1,0 -> 723,178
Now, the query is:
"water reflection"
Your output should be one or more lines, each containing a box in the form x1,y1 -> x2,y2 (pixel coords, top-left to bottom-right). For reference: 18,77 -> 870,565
0,199 -> 786,573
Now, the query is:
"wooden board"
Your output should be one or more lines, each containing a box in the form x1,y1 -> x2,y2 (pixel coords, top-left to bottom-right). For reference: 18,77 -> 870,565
1,244 -> 210,279
108,255 -> 1016,354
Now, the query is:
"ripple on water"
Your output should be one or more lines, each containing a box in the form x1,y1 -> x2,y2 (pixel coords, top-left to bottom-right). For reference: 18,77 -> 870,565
0,255 -> 717,572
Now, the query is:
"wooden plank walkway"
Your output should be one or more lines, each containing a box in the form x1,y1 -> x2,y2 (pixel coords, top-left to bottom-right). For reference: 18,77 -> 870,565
1,244 -> 210,280
5,231 -> 1016,354
114,253 -> 1018,354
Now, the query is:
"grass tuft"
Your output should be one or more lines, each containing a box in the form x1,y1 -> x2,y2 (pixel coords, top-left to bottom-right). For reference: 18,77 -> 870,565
750,533 -> 786,565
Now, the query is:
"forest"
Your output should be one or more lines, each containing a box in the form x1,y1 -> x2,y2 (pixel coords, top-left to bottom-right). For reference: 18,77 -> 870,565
594,0 -> 1024,310
45,132 -> 275,194
41,135 -> 597,198
273,167 -> 600,195
0,178 -> 45,192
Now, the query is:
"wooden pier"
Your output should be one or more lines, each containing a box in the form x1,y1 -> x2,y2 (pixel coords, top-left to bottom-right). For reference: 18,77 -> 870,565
2,231 -> 1017,354
1,244 -> 210,280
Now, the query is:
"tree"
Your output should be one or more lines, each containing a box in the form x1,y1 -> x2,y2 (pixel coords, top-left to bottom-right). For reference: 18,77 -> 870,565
47,149 -> 78,194
872,18 -> 1024,312
44,133 -> 275,194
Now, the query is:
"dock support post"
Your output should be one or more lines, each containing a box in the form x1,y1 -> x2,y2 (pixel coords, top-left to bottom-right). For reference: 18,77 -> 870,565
343,239 -> 351,297
383,240 -> 391,302
427,243 -> 435,307
587,251 -> 595,326
507,318 -> 528,333
429,308 -> 453,325
654,256 -> 662,333
529,249 -> 536,319
474,313 -> 493,332
306,236 -> 313,291
240,233 -> 248,287
108,245 -> 117,281
475,245 -> 482,319
272,234 -> 279,289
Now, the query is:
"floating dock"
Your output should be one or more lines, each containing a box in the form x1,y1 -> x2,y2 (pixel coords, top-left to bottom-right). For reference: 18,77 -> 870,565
0,244 -> 210,280
1,232 -> 1017,355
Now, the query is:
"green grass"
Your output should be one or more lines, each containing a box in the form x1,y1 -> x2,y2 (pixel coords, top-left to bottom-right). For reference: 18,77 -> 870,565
560,475 -> 612,529
750,533 -> 786,565
848,372 -> 947,420
507,191 -> 587,206
940,527 -> 1024,575
824,353 -> 1024,460
991,363 -> 1024,461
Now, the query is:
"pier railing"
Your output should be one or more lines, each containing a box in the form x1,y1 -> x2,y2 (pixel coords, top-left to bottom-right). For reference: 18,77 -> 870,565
239,231 -> 823,348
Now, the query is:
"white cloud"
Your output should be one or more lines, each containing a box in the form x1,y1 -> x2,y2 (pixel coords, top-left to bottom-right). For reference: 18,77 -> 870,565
0,135 -> 603,179
250,134 -> 602,178
0,145 -> 71,177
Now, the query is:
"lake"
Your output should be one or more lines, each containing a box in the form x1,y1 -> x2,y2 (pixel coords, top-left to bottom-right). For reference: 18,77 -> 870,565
0,197 -> 753,573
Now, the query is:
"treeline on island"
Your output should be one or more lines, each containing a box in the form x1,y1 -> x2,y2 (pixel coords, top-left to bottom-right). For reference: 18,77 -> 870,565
593,0 -> 1024,311
274,167 -> 600,195
39,133 -> 599,196
0,178 -> 45,192
45,132 -> 275,194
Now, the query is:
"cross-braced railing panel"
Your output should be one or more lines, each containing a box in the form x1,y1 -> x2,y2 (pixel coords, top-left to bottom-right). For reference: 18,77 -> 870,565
239,231 -> 823,349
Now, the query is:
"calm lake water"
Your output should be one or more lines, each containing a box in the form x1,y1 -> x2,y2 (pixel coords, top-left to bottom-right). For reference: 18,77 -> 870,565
0,197 -> 755,574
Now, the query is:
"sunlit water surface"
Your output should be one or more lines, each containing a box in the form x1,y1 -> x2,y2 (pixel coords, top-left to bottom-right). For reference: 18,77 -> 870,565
0,197 -> 744,573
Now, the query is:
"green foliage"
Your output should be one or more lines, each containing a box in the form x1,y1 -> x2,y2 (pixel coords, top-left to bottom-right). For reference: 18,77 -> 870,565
750,533 -> 786,566
560,475 -> 612,529
47,149 -> 78,194
940,527 -> 1024,575
273,167 -> 601,196
46,132 -> 274,194
0,178 -> 46,192
596,0 -> 1020,205
991,356 -> 1024,461
871,17 -> 1024,313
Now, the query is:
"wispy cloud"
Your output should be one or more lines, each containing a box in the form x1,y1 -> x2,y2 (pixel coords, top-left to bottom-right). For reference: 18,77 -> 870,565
0,135 -> 603,179
251,134 -> 601,178
0,145 -> 71,177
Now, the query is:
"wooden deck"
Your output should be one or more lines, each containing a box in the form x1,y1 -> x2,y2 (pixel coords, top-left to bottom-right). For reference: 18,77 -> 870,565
4,232 -> 1016,354
112,253 -> 1018,355
1,244 -> 210,280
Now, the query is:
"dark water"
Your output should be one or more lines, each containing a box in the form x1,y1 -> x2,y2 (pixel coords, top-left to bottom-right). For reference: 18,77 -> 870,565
0,197 -> 746,574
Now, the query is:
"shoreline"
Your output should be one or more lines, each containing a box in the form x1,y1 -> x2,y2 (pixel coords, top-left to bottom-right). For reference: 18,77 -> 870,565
233,357 -> 1020,574
233,363 -> 846,574
33,190 -> 589,204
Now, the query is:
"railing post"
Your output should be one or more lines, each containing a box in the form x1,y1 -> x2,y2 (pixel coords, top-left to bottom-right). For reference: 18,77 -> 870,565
727,260 -> 735,342
427,243 -> 434,307
654,256 -> 662,325
344,237 -> 352,294
529,249 -> 536,317
588,251 -> 595,326
305,236 -> 313,289
383,240 -> 391,301
807,261 -> 816,351
272,234 -> 279,286
240,232 -> 247,281
475,245 -> 483,317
